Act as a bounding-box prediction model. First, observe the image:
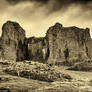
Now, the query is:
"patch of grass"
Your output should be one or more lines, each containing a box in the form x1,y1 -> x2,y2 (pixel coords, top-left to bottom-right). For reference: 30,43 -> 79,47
0,77 -> 10,83
55,59 -> 83,67
0,60 -> 12,66
0,87 -> 30,92
68,59 -> 92,72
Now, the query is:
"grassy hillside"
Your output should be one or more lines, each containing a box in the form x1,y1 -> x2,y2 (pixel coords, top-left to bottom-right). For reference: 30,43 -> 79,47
0,60 -> 92,92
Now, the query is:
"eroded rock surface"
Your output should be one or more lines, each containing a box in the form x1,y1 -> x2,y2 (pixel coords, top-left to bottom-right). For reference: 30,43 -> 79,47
46,23 -> 92,64
27,37 -> 49,61
0,21 -> 92,64
0,21 -> 28,61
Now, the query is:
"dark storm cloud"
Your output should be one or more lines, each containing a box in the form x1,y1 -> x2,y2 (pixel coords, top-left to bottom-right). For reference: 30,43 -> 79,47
47,0 -> 92,13
5,0 -> 92,18
6,0 -> 91,4
6,0 -> 49,4
6,0 -> 92,11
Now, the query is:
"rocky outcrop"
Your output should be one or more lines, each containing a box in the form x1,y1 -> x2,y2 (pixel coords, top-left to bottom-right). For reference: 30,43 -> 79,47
46,23 -> 91,64
0,21 -> 92,64
27,37 -> 49,61
0,21 -> 28,61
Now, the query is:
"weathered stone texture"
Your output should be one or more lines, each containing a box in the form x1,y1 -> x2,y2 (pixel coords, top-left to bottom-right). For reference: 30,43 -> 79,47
0,21 -> 92,64
86,39 -> 92,59
46,23 -> 91,64
27,37 -> 48,61
1,21 -> 27,61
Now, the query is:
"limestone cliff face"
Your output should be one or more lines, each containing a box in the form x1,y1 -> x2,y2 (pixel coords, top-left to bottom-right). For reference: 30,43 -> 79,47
46,23 -> 91,64
0,21 -> 92,64
1,21 -> 28,61
27,37 -> 48,61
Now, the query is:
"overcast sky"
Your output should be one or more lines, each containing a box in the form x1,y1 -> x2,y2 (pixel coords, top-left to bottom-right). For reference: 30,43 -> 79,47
0,0 -> 92,37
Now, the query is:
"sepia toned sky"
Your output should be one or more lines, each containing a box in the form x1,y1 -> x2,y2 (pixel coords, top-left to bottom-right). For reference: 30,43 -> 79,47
0,0 -> 92,37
